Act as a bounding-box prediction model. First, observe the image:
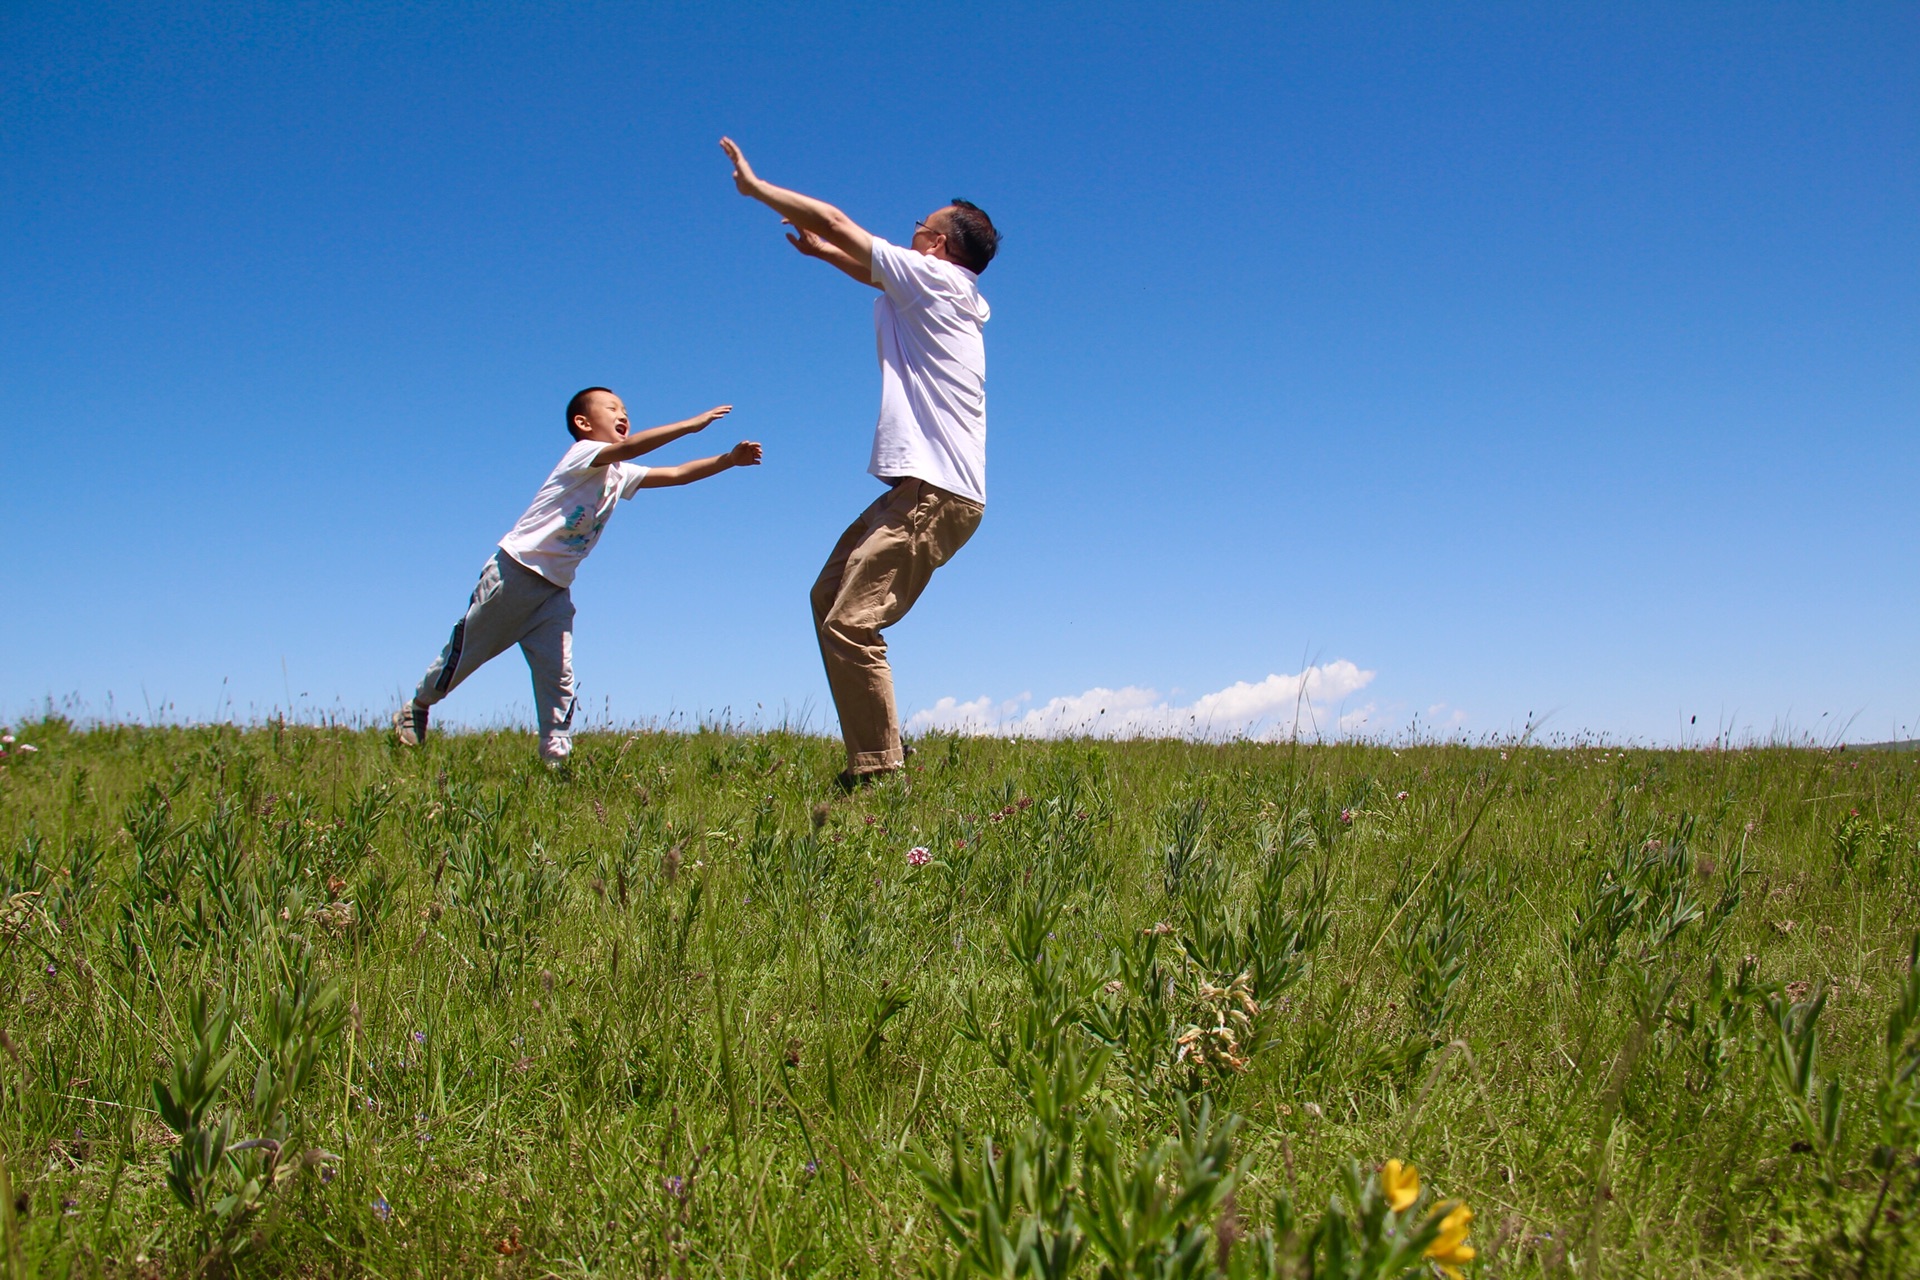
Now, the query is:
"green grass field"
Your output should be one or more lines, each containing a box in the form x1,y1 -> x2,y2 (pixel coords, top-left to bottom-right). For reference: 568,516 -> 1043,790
2,718 -> 1917,1278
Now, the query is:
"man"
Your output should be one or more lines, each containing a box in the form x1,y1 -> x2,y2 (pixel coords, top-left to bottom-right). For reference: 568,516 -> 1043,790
721,136 -> 999,789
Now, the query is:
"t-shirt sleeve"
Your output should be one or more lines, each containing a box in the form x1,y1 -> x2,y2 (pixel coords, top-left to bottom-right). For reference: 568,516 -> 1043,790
555,440 -> 608,477
869,236 -> 952,306
617,463 -> 650,499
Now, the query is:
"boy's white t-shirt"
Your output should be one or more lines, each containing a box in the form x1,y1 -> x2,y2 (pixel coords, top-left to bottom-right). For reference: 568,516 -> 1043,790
868,237 -> 990,505
497,440 -> 648,587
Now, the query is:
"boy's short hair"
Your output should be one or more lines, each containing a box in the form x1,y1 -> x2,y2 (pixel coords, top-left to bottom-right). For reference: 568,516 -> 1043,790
945,199 -> 998,274
565,387 -> 614,438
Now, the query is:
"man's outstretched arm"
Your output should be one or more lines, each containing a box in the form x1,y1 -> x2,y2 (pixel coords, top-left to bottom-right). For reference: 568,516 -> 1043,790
722,137 -> 876,281
780,221 -> 882,288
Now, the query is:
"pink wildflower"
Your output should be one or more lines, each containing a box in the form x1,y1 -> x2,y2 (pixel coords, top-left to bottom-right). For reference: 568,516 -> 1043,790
907,846 -> 932,867
1339,808 -> 1354,825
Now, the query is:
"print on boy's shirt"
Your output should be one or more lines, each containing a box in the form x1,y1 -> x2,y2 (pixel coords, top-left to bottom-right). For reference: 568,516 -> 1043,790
557,504 -> 602,551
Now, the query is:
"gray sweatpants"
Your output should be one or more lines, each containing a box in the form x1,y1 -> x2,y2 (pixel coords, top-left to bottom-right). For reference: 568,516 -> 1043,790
414,549 -> 576,760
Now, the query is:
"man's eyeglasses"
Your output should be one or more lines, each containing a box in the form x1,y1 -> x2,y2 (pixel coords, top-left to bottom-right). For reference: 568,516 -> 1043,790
913,219 -> 943,240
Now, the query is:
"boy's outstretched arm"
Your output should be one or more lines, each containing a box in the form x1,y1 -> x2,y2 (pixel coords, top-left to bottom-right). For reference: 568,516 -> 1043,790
594,405 -> 731,467
636,440 -> 763,488
721,137 -> 876,283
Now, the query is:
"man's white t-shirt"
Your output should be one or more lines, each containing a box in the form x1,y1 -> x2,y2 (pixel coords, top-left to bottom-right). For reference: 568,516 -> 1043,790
497,440 -> 648,587
868,237 -> 989,505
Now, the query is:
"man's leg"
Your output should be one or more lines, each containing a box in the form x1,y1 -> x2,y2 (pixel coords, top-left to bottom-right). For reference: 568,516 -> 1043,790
409,553 -> 541,728
519,588 -> 577,763
811,479 -> 982,776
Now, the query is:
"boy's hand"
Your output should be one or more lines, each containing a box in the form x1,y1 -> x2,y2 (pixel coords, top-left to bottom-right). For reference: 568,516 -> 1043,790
728,440 -> 763,467
697,405 -> 733,429
720,137 -> 762,198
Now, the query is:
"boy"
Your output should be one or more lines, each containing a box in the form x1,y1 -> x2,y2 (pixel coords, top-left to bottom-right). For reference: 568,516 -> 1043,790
395,388 -> 761,761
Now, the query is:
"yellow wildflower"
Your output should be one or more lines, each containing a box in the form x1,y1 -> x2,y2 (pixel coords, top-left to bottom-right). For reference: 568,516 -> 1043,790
1424,1202 -> 1475,1279
1382,1159 -> 1428,1212
1381,1159 -> 1419,1212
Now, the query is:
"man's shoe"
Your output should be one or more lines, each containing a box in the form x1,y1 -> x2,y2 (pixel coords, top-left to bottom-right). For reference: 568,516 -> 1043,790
393,702 -> 429,747
834,765 -> 901,793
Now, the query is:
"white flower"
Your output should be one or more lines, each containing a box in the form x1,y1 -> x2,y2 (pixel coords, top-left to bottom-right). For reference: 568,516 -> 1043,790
0,734 -> 12,744
17,744 -> 35,754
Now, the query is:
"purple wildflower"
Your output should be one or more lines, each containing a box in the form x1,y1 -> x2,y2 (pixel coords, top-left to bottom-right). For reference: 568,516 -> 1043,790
372,1195 -> 392,1221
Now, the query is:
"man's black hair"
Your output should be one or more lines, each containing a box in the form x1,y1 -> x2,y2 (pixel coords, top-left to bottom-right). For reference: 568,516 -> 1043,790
565,386 -> 614,438
943,198 -> 998,274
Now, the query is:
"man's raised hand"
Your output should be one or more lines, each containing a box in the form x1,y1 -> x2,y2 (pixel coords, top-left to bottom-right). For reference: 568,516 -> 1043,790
698,405 -> 733,429
729,440 -> 764,467
718,136 -> 876,285
720,137 -> 761,198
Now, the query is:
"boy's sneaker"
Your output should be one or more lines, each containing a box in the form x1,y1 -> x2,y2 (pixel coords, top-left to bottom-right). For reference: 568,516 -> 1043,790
393,702 -> 429,747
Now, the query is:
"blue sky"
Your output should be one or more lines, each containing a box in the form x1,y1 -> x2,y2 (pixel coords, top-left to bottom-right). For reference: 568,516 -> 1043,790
3,2 -> 1915,744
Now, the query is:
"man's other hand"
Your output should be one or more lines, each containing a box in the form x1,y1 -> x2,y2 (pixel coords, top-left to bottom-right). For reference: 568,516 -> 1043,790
729,440 -> 764,467
697,405 -> 734,429
783,220 -> 829,258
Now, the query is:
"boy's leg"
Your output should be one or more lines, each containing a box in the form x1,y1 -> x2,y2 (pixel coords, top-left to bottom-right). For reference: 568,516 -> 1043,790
810,479 -> 981,776
410,552 -> 553,724
519,588 -> 577,763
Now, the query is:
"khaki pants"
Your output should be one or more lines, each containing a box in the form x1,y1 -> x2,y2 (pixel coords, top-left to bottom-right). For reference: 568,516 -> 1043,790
811,478 -> 983,774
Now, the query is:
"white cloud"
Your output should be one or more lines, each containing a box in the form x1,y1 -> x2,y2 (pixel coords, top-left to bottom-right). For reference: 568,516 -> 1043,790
906,661 -> 1377,742
1337,703 -> 1379,733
